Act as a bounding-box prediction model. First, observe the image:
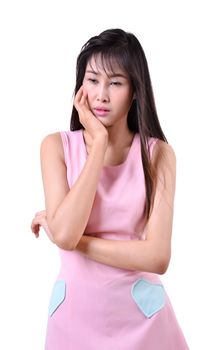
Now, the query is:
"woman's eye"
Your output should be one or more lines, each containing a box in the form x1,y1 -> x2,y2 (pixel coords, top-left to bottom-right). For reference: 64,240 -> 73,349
88,78 -> 97,84
111,81 -> 122,86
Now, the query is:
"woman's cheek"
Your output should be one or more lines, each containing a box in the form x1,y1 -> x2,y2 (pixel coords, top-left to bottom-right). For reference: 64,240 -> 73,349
82,81 -> 87,93
85,88 -> 94,104
82,82 -> 92,95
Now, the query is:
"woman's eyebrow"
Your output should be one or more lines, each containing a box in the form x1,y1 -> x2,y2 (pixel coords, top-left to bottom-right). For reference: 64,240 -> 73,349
108,73 -> 127,79
85,69 -> 127,78
85,69 -> 99,75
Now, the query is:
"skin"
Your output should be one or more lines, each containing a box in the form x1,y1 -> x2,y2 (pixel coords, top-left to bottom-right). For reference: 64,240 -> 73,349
82,55 -> 135,165
31,55 -> 176,274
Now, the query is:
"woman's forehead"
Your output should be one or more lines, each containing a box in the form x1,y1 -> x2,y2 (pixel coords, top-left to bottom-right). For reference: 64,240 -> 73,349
86,54 -> 126,76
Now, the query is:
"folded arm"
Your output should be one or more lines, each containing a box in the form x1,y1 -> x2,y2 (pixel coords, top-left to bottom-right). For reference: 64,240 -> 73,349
75,141 -> 176,274
33,140 -> 176,274
40,131 -> 107,250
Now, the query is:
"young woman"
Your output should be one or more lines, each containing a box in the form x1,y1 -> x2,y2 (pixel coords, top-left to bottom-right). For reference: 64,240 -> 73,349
31,28 -> 189,349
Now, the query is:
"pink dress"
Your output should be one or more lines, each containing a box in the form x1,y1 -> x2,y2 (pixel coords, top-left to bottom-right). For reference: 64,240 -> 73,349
45,129 -> 188,350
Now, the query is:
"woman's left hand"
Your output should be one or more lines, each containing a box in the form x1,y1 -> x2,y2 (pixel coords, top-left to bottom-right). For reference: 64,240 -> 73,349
31,210 -> 54,242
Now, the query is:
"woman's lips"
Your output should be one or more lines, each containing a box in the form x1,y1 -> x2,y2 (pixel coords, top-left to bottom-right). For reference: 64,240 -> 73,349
94,108 -> 110,117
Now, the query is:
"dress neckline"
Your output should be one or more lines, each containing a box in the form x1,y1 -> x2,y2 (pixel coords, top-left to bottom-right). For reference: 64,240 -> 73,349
81,129 -> 137,170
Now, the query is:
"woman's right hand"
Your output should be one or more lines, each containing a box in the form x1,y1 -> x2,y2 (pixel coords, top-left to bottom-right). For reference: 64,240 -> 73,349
31,210 -> 54,243
74,86 -> 108,148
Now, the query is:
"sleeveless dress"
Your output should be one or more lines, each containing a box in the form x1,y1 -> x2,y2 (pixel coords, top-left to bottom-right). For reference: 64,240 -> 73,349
44,129 -> 189,350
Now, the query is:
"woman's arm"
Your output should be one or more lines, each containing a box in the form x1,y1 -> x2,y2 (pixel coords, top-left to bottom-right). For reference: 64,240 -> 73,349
76,236 -> 167,274
75,141 -> 176,274
41,133 -> 106,250
40,87 -> 108,250
33,139 -> 175,274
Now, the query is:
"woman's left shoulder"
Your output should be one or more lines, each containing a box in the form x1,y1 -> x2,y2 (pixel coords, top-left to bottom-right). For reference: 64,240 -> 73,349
151,139 -> 176,170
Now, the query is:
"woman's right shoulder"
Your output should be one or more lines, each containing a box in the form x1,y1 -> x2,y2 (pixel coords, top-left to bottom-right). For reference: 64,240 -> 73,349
40,132 -> 64,159
40,130 -> 82,159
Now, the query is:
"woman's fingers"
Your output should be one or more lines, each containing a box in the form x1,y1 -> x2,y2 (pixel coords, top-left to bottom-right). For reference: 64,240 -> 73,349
74,86 -> 84,109
31,218 -> 40,237
35,210 -> 46,217
31,210 -> 47,237
75,89 -> 89,120
31,210 -> 54,242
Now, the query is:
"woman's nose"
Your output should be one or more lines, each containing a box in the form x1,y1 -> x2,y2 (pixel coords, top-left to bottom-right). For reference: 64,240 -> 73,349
96,85 -> 110,102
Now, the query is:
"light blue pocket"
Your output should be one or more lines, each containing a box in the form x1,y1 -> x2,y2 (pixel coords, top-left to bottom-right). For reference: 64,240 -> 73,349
131,278 -> 165,318
48,280 -> 66,317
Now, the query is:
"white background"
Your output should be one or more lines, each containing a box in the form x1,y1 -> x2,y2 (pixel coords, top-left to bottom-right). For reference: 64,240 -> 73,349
0,1 -> 220,349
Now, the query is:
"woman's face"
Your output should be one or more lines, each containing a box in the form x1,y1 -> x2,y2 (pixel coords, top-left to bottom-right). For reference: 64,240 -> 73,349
82,55 -> 134,128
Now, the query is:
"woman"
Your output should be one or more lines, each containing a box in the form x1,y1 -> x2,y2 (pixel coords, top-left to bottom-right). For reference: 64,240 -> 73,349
31,28 -> 188,349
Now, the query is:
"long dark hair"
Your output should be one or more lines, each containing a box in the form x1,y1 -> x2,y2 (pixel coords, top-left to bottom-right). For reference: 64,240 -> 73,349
70,28 -> 167,220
